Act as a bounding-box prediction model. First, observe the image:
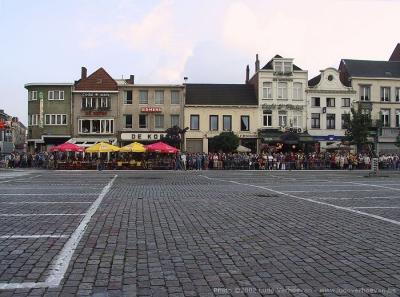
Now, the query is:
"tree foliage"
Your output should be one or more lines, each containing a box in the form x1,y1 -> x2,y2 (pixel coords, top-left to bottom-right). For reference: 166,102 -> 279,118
209,132 -> 239,153
344,106 -> 373,152
162,126 -> 188,149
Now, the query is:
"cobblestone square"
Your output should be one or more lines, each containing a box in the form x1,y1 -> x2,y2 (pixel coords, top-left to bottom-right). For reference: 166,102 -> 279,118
0,170 -> 400,296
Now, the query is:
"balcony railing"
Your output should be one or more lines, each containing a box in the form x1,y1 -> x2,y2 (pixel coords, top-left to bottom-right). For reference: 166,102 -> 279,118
81,106 -> 111,111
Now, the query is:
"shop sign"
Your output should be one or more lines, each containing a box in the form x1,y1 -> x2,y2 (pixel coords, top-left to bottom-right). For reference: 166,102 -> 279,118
141,107 -> 162,113
121,132 -> 166,141
82,92 -> 111,97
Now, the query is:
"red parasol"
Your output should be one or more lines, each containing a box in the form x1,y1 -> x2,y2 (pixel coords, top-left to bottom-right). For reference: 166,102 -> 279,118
50,142 -> 85,152
145,141 -> 179,154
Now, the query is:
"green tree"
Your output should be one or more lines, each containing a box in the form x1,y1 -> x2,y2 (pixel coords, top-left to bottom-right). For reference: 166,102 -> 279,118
344,106 -> 373,153
209,132 -> 239,153
162,126 -> 188,149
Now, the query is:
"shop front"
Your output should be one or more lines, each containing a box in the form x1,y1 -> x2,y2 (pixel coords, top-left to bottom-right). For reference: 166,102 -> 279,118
119,131 -> 167,146
259,128 -> 315,153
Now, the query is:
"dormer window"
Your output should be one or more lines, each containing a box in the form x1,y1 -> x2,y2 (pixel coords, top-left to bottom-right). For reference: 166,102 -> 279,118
274,60 -> 292,74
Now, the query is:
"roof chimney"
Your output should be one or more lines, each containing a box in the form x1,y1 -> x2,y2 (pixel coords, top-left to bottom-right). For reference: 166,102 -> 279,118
255,54 -> 260,72
129,75 -> 135,84
81,67 -> 87,79
245,65 -> 250,83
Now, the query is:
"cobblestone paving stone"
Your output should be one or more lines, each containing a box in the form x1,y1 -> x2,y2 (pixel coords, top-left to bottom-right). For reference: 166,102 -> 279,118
0,170 -> 399,296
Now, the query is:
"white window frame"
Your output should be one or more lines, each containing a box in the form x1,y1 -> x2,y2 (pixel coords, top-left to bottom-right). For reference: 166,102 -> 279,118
29,114 -> 39,126
171,90 -> 180,105
341,98 -> 350,107
326,114 -> 336,130
124,91 -> 133,105
381,87 -> 391,102
360,85 -> 370,101
45,114 -> 68,125
171,114 -> 180,127
278,112 -> 287,127
311,97 -> 320,107
277,82 -> 287,100
291,113 -> 302,128
139,90 -> 148,104
292,83 -> 302,100
262,82 -> 272,99
30,91 -> 38,101
381,110 -> 390,127
263,110 -> 272,127
155,90 -> 164,105
155,114 -> 164,129
78,119 -> 114,134
48,90 -> 65,101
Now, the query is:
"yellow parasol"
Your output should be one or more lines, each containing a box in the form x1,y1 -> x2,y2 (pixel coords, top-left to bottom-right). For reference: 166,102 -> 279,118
85,142 -> 120,153
119,142 -> 146,153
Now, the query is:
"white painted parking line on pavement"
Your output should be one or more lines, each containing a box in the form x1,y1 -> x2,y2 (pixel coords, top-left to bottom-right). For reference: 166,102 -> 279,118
284,189 -> 381,193
0,213 -> 86,217
0,193 -> 98,196
46,174 -> 117,287
347,181 -> 400,192
0,201 -> 92,204
351,207 -> 400,209
316,196 -> 400,200
200,175 -> 400,227
0,174 -> 117,290
0,235 -> 68,239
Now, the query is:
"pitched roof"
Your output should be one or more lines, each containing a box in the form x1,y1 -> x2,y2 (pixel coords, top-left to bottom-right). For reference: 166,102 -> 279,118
262,55 -> 302,70
308,74 -> 321,87
341,59 -> 400,78
185,84 -> 257,106
389,43 -> 400,61
75,68 -> 118,91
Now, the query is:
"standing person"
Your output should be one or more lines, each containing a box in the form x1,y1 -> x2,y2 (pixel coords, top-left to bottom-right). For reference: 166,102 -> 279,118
175,152 -> 182,170
181,152 -> 187,170
96,158 -> 102,171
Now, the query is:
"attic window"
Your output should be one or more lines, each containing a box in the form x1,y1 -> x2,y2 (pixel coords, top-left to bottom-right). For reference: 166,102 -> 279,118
327,75 -> 334,81
96,79 -> 103,84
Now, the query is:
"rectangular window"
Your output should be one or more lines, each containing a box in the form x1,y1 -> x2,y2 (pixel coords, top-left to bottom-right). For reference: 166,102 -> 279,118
396,88 -> 400,102
240,116 -> 249,131
139,114 -> 148,129
29,114 -> 39,126
274,61 -> 283,72
223,115 -> 232,131
48,90 -> 64,100
79,119 -> 114,134
311,97 -> 320,107
341,98 -> 350,107
263,110 -> 272,127
139,90 -> 148,104
293,83 -> 302,100
209,115 -> 218,131
327,98 -> 335,107
380,87 -> 391,102
311,113 -> 320,129
155,114 -> 164,129
292,113 -> 302,128
30,91 -> 38,101
396,110 -> 400,127
44,114 -> 67,125
170,115 -> 180,127
278,112 -> 287,127
124,91 -> 132,104
360,85 -> 370,101
155,90 -> 164,104
326,114 -> 336,129
381,109 -> 390,127
277,82 -> 287,99
284,62 -> 292,73
124,114 -> 132,129
190,115 -> 199,130
262,82 -> 272,99
341,113 -> 350,129
171,90 -> 180,104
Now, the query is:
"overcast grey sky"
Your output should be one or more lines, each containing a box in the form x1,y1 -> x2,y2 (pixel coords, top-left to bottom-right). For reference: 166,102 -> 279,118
0,0 -> 398,124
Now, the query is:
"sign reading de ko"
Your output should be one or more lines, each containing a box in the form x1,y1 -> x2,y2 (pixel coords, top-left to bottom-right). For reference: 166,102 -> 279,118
121,132 -> 166,141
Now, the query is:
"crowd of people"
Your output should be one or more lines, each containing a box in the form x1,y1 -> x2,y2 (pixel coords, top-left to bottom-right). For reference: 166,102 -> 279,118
2,151 -> 400,171
174,151 -> 400,170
